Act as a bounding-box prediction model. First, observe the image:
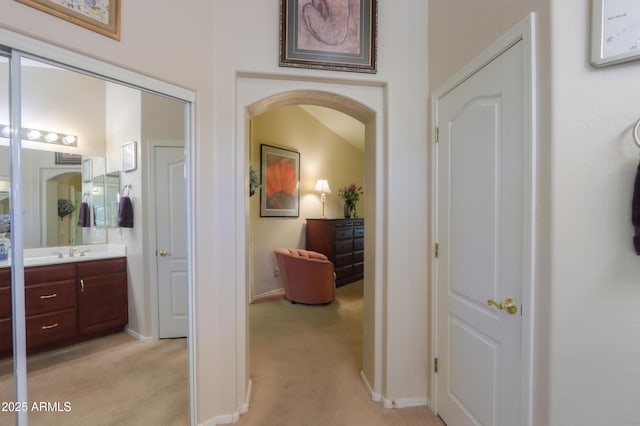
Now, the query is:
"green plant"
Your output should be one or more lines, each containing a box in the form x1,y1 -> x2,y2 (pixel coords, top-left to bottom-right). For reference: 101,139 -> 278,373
338,183 -> 363,206
58,199 -> 75,220
249,166 -> 261,195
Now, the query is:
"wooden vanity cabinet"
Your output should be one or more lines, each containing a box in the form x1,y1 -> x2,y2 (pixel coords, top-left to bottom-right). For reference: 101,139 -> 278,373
77,258 -> 128,335
24,264 -> 78,349
0,257 -> 128,356
0,269 -> 11,353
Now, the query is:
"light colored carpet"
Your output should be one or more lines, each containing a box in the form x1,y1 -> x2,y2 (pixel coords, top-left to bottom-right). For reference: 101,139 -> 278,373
240,280 -> 444,426
0,333 -> 188,426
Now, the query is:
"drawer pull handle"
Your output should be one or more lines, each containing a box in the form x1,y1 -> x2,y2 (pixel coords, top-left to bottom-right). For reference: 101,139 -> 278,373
80,279 -> 84,293
39,293 -> 57,299
41,323 -> 59,330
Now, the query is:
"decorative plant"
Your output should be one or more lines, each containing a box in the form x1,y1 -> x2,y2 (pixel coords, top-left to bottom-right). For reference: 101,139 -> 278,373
249,165 -> 261,197
58,199 -> 75,220
0,214 -> 9,234
338,183 -> 363,207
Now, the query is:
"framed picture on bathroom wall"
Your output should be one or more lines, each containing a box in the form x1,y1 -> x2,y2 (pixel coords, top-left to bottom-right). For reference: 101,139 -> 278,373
260,144 -> 300,217
54,152 -> 81,165
16,0 -> 121,40
121,141 -> 137,173
279,0 -> 378,73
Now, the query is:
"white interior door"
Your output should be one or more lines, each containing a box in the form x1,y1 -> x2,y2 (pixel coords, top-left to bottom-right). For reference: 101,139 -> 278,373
155,145 -> 187,338
435,37 -> 531,426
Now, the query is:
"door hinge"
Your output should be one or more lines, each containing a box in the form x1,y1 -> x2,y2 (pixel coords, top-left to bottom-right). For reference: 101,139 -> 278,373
434,127 -> 440,143
434,357 -> 438,373
434,243 -> 439,258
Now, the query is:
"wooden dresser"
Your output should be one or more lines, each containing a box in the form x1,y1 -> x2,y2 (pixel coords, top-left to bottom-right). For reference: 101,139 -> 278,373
305,218 -> 364,287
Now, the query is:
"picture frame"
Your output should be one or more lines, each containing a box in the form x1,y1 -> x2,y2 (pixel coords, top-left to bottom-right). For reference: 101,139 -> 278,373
16,0 -> 121,41
121,141 -> 137,173
82,158 -> 92,182
590,0 -> 640,67
280,0 -> 377,73
260,144 -> 300,217
54,152 -> 82,165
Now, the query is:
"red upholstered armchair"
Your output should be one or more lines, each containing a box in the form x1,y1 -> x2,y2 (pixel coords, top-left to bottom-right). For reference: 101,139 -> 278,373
273,248 -> 336,304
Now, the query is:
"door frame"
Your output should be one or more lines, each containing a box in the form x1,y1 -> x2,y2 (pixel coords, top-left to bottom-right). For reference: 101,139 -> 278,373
0,28 -> 197,425
431,13 -> 537,425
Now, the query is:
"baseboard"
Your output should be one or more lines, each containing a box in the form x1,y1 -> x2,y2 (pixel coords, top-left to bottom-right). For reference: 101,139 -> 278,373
125,327 -> 153,342
251,287 -> 285,303
360,370 -> 381,402
359,370 -> 428,409
198,379 -> 253,425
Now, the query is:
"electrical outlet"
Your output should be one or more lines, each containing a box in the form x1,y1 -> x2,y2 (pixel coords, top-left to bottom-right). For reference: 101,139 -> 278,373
274,267 -> 279,278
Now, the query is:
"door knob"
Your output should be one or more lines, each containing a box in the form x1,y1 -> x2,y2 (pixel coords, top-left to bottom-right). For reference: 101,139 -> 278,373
159,250 -> 172,257
487,297 -> 518,315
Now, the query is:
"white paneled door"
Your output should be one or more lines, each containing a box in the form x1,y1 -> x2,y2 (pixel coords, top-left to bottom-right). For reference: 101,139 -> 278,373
155,145 -> 187,338
434,32 -> 533,426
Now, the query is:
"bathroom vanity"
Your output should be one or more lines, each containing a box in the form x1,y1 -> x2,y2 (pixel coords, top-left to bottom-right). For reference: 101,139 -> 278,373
0,245 -> 127,356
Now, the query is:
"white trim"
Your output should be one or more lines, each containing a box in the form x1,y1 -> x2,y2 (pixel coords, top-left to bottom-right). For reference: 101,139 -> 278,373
391,397 -> 428,409
360,370 -> 381,402
250,287 -> 285,302
241,379 -> 253,414
430,12 -> 536,426
125,326 -> 153,342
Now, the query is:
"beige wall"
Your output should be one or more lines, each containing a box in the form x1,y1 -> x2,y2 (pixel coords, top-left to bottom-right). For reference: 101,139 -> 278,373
251,105 -> 364,298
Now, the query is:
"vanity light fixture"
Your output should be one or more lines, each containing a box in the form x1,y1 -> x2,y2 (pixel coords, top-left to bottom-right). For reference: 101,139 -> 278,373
0,124 -> 78,147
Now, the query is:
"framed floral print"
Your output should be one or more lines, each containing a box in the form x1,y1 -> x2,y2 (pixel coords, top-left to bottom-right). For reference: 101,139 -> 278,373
260,144 -> 300,217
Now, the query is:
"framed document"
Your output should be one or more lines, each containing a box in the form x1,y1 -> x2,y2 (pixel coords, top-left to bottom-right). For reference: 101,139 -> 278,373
591,0 -> 640,66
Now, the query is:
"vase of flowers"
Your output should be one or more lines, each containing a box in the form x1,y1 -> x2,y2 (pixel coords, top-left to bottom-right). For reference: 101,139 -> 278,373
338,183 -> 363,218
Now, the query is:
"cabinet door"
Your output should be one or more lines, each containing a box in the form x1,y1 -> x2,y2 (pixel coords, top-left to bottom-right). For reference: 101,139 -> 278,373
78,272 -> 127,335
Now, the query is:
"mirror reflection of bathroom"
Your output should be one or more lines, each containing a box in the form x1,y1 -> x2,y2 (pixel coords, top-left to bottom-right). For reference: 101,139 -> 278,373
0,52 -> 188,423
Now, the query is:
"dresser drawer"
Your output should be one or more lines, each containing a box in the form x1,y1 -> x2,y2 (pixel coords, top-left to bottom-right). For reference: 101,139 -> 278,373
354,227 -> 364,238
334,228 -> 353,240
353,238 -> 364,251
335,253 -> 353,267
353,262 -> 364,276
25,281 -> 76,316
26,309 -> 78,349
335,265 -> 353,281
353,251 -> 364,263
334,239 -> 353,254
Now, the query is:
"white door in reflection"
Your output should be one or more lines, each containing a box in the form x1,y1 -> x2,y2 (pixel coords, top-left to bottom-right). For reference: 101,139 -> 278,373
155,143 -> 187,338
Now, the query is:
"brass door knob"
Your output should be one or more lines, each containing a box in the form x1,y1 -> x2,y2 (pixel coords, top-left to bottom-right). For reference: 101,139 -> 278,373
159,250 -> 172,257
487,297 -> 518,315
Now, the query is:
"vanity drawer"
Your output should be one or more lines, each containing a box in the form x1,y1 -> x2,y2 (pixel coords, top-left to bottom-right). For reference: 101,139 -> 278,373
0,286 -> 10,319
26,309 -> 77,349
77,257 -> 126,277
25,281 -> 76,316
25,264 -> 76,285
0,268 -> 10,288
0,318 -> 11,353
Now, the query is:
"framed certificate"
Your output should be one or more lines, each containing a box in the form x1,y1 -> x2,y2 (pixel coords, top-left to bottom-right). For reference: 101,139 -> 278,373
591,0 -> 640,66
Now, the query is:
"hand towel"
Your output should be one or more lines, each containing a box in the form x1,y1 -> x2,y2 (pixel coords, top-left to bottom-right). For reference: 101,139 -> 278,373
77,202 -> 91,228
117,196 -> 134,228
633,160 -> 640,255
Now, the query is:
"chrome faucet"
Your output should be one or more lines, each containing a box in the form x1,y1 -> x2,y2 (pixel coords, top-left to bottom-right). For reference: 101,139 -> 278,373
68,247 -> 77,257
51,251 -> 63,259
80,249 -> 91,257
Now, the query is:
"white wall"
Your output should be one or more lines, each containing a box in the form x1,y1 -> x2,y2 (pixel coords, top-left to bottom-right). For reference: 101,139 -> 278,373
0,0 -> 429,422
549,1 -> 640,424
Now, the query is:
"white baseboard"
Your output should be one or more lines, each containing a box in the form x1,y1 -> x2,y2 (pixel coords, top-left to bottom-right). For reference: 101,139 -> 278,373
198,379 -> 253,425
125,327 -> 153,342
359,370 -> 428,410
251,287 -> 285,303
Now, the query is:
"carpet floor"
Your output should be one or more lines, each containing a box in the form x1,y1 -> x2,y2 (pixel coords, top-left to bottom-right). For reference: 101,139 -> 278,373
239,280 -> 444,426
0,333 -> 188,426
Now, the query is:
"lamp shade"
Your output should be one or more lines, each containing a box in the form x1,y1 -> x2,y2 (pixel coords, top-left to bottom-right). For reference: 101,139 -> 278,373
314,179 -> 331,194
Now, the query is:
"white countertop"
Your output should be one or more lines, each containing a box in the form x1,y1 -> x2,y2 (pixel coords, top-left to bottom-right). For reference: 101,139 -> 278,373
0,244 -> 127,268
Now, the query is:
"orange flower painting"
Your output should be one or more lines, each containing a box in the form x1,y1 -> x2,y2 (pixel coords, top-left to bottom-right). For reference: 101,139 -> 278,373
261,145 -> 300,217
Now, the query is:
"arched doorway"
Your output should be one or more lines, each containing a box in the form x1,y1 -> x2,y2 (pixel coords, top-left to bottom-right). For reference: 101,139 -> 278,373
236,77 -> 387,409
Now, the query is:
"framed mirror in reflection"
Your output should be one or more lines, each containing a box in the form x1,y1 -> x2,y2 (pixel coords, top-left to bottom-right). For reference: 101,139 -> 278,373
0,147 -> 120,249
